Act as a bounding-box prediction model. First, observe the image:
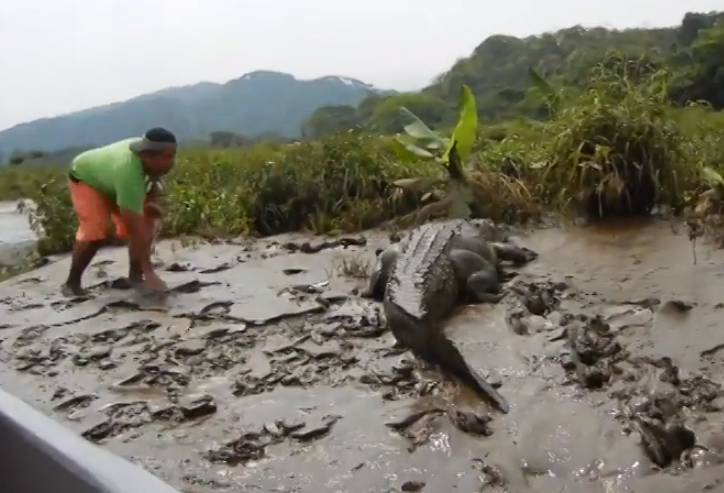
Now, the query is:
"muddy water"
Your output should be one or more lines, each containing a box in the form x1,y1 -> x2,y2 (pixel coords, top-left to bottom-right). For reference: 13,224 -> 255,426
2,221 -> 724,492
0,200 -> 35,265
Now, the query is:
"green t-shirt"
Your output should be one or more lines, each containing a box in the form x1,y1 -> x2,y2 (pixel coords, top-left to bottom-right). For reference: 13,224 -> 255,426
70,138 -> 146,213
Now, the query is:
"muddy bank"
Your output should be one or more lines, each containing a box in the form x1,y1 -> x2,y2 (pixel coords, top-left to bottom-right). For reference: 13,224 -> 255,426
2,221 -> 724,492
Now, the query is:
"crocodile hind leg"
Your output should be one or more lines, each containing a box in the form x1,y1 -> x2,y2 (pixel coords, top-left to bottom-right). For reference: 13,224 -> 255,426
467,271 -> 506,303
450,249 -> 505,303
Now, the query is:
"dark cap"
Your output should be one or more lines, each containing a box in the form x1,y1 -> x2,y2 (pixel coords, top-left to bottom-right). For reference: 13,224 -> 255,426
144,127 -> 177,144
129,127 -> 178,153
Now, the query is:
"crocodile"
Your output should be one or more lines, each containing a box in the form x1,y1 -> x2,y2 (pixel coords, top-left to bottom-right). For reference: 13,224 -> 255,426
365,218 -> 536,300
364,219 -> 538,413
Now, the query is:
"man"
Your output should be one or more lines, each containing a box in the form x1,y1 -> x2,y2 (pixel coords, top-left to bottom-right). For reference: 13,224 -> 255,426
62,128 -> 177,297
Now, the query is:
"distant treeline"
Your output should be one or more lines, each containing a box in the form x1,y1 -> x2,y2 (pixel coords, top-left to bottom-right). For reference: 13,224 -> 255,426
0,130 -> 298,167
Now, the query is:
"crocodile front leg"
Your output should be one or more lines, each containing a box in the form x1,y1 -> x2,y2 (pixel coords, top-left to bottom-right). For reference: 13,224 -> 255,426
467,272 -> 506,303
491,242 -> 538,266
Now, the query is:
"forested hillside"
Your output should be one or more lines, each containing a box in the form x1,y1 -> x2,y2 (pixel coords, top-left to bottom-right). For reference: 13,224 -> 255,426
302,11 -> 724,138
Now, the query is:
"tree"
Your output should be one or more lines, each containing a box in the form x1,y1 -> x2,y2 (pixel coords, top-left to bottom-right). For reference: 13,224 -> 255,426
209,131 -> 247,148
301,105 -> 359,139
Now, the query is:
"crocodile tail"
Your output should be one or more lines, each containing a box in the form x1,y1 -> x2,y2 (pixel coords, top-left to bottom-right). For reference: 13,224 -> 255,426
431,332 -> 510,414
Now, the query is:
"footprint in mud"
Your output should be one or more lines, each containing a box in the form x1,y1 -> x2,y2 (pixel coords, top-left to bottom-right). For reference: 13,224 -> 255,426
658,299 -> 696,314
204,414 -> 342,465
231,330 -> 359,397
81,394 -> 218,443
165,262 -> 193,272
281,236 -> 367,254
112,360 -> 191,399
13,319 -> 167,375
52,392 -> 99,414
12,325 -> 50,348
51,296 -> 91,309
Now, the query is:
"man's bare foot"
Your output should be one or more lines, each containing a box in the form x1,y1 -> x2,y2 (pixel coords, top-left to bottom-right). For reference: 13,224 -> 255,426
62,283 -> 88,297
109,277 -> 143,290
128,274 -> 144,286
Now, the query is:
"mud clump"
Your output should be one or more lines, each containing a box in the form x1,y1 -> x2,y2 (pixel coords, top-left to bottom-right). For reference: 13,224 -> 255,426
358,358 -> 426,401
613,367 -> 722,469
510,279 -> 564,316
447,407 -> 494,436
626,396 -> 696,468
385,405 -> 445,452
562,315 -> 623,389
385,401 -> 494,452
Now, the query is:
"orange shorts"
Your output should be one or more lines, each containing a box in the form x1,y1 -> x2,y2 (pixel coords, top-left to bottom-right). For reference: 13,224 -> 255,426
69,180 -> 157,242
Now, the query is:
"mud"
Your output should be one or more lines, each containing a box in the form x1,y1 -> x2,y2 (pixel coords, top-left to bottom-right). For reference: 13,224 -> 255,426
3,220 -> 724,492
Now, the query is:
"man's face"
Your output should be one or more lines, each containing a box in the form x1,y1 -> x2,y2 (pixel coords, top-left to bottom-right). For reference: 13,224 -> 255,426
143,147 -> 176,176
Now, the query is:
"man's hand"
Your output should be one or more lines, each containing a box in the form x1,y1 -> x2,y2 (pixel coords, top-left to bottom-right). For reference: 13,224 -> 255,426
145,201 -> 163,219
119,208 -> 154,273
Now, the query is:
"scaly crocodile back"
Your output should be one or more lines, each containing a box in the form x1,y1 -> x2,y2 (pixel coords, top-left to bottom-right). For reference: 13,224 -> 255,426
385,222 -> 459,323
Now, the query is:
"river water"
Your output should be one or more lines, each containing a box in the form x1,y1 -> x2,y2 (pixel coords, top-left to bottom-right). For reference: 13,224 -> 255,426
0,201 -> 36,266
1,214 -> 724,492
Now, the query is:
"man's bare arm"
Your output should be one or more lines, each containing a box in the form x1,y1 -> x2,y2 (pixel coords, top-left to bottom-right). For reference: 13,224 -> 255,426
118,208 -> 154,273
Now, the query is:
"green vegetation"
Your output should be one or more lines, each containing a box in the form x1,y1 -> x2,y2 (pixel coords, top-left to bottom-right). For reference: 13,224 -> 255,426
1,12 -> 724,258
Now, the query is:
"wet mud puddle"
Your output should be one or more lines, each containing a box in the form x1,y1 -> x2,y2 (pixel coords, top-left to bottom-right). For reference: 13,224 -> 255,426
2,222 -> 724,492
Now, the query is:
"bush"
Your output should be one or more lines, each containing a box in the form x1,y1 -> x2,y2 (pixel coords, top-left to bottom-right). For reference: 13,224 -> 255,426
470,70 -> 719,219
0,165 -> 65,201
530,70 -> 696,217
164,133 -> 432,238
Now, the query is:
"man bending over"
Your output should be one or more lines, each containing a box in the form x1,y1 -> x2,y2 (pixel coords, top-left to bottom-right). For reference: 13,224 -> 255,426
62,128 -> 177,297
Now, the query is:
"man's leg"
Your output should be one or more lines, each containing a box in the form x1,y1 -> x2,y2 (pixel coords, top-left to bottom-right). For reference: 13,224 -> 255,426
64,241 -> 103,296
112,216 -> 144,284
64,182 -> 113,296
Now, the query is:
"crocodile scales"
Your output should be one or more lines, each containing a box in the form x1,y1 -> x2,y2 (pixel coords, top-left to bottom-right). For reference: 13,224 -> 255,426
366,219 -> 537,413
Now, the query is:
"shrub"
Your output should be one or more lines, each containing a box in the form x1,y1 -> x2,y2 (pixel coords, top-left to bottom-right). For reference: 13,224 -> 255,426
526,69 -> 698,217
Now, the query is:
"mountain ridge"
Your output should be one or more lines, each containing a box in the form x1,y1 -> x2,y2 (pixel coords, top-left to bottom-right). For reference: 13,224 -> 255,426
0,70 -> 380,156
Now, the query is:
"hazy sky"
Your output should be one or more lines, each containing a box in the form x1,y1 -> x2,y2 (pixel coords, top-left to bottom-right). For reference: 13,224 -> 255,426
0,0 -> 721,130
